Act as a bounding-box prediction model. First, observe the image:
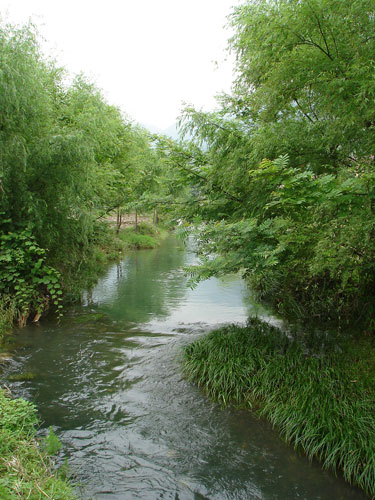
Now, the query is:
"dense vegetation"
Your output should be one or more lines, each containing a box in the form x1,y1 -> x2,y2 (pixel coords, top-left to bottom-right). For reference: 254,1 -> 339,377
0,22 -> 176,336
183,319 -> 375,498
173,0 -> 375,327
6,0 -> 372,330
1,1 -> 374,336
2,0 -> 375,497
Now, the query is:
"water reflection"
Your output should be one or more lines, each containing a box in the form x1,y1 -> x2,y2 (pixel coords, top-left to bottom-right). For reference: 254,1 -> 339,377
2,236 -> 367,500
84,236 -> 270,329
83,238 -> 188,323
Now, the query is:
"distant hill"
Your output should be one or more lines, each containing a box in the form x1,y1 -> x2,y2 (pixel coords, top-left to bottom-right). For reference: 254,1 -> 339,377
161,123 -> 180,140
139,122 -> 163,135
140,122 -> 183,141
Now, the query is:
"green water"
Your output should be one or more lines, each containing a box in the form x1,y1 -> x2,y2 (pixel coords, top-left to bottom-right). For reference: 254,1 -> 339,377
2,237 -> 368,499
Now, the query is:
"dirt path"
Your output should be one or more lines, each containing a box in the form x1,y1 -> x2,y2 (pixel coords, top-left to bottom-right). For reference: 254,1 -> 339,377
104,212 -> 151,229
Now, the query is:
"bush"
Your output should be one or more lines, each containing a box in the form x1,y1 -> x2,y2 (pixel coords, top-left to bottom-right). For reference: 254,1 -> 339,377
136,221 -> 158,236
0,296 -> 16,341
0,220 -> 63,326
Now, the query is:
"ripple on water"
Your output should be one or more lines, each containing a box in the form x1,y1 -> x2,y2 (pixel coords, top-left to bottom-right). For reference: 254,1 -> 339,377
2,237 -> 369,500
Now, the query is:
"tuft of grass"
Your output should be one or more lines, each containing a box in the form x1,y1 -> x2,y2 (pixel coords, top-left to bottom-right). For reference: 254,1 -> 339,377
117,222 -> 165,249
118,231 -> 157,249
0,389 -> 77,499
182,318 -> 375,498
42,427 -> 62,455
0,297 -> 16,343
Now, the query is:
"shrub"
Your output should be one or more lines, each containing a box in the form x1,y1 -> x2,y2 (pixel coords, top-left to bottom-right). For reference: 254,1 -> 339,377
0,220 -> 63,326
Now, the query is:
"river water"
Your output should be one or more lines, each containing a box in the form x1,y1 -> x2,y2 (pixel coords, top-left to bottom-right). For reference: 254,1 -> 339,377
2,236 -> 368,499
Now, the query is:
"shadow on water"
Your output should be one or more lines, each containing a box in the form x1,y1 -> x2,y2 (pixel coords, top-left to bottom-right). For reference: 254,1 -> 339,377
1,236 -> 368,499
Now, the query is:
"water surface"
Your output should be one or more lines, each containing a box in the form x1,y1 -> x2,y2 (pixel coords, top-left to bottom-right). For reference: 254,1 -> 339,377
3,236 -> 367,499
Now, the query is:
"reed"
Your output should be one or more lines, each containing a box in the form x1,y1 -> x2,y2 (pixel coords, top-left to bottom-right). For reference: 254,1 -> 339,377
183,318 -> 375,497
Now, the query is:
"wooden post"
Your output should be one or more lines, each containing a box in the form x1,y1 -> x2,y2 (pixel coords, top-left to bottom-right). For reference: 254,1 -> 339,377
153,208 -> 159,225
116,206 -> 122,234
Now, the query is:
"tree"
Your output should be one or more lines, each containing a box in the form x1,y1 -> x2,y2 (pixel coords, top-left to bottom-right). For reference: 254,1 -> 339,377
0,21 -> 165,326
175,0 -> 375,326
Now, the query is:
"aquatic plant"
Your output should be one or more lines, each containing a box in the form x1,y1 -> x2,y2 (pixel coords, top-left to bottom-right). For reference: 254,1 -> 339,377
183,318 -> 375,497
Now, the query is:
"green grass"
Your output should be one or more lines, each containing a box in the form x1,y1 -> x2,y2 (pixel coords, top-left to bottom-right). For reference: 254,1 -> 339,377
0,297 -> 16,344
182,318 -> 375,498
117,222 -> 167,250
118,230 -> 157,249
0,389 -> 76,499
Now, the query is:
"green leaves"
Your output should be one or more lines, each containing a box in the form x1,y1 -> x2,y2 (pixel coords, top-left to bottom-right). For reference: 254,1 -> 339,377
174,0 -> 375,326
0,222 -> 63,324
228,0 -> 375,169
0,21 -> 168,330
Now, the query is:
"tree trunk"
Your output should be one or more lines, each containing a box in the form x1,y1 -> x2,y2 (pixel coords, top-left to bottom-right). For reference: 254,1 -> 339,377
153,208 -> 159,225
116,206 -> 122,234
135,209 -> 138,232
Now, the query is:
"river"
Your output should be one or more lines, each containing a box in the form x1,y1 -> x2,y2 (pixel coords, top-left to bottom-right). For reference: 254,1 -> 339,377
2,236 -> 368,499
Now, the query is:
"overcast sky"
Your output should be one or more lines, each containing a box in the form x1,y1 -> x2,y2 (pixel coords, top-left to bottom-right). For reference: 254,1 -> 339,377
2,0 -> 241,130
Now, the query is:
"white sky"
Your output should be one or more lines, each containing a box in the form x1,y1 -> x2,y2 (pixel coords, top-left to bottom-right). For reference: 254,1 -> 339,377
1,0 -> 241,130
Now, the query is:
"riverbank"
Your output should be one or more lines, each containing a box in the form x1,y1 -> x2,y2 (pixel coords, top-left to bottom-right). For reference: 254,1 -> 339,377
0,219 -> 168,499
0,219 -> 168,340
182,318 -> 375,498
0,388 -> 76,499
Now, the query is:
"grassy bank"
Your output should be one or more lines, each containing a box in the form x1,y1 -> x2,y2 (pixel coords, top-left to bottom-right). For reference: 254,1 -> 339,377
0,388 -> 76,499
117,221 -> 168,250
183,319 -> 375,498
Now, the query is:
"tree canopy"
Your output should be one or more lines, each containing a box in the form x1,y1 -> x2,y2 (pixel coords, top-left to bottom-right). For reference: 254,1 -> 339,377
174,0 -> 375,326
0,21 -> 170,325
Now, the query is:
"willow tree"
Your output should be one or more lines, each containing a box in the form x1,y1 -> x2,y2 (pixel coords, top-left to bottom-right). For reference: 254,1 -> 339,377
0,21 -> 153,326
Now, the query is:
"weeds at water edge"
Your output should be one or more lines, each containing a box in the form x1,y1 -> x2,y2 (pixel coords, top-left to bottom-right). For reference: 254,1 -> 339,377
182,318 -> 375,498
0,389 -> 77,499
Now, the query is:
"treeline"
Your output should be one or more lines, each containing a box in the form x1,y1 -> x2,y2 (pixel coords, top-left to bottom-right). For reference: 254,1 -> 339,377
173,0 -> 375,327
2,0 -> 375,330
0,22 -> 176,330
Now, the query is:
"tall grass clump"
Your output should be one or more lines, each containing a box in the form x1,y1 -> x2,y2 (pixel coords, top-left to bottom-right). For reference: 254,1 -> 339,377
118,222 -> 166,249
0,389 -> 76,499
0,297 -> 16,342
183,318 -> 375,497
